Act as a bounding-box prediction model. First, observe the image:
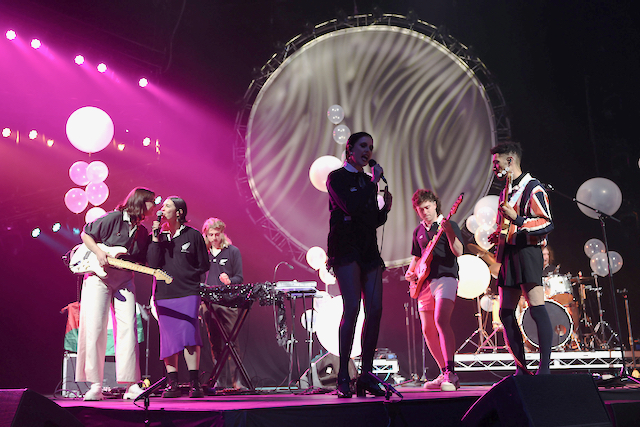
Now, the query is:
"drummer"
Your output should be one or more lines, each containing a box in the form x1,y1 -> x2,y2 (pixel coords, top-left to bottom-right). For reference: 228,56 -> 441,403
542,245 -> 558,276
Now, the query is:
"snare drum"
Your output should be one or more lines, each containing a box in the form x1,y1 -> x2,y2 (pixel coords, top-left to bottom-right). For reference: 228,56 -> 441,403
519,300 -> 573,350
543,274 -> 573,306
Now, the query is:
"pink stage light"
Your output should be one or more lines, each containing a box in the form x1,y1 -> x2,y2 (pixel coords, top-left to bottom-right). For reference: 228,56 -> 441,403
75,55 -> 85,65
2,128 -> 10,137
138,78 -> 149,87
31,39 -> 41,49
97,63 -> 107,73
29,130 -> 38,139
117,143 -> 125,151
6,30 -> 17,40
142,137 -> 151,146
47,139 -> 54,147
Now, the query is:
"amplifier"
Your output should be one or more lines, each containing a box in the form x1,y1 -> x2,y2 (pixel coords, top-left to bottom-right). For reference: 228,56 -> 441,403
61,352 -> 117,398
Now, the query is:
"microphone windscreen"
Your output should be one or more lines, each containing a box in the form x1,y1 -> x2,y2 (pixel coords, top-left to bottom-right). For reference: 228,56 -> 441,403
368,159 -> 377,167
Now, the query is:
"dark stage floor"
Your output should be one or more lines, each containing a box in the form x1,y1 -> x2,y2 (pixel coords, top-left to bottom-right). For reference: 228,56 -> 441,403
44,379 -> 640,427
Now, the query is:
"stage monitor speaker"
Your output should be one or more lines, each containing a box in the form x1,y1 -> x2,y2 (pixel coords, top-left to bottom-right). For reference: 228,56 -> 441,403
0,389 -> 84,427
461,373 -> 611,427
300,353 -> 357,388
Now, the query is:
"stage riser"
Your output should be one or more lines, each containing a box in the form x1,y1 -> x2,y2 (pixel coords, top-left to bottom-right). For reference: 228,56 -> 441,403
606,402 -> 640,427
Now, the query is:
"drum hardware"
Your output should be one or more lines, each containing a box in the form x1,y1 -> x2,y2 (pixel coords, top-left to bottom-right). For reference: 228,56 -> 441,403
519,300 -> 573,350
619,288 -> 638,372
457,293 -> 508,354
588,274 -> 619,350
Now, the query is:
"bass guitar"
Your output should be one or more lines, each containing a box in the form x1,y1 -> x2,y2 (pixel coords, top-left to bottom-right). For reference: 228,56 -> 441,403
409,193 -> 464,299
68,243 -> 173,283
494,167 -> 513,266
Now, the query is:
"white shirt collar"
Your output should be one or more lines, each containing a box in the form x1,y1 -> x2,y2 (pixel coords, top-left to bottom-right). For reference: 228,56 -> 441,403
343,162 -> 359,173
422,214 -> 444,231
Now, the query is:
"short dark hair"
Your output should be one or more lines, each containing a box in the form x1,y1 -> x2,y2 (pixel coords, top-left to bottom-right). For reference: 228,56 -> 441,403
117,187 -> 155,224
490,140 -> 522,161
346,132 -> 373,157
168,196 -> 188,224
411,189 -> 441,215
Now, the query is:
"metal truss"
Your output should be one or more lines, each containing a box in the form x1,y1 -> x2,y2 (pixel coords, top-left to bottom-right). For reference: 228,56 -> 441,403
455,351 -> 640,372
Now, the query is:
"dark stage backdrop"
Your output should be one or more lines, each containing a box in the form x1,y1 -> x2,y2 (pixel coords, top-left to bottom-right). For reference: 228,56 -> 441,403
1,1 -> 639,394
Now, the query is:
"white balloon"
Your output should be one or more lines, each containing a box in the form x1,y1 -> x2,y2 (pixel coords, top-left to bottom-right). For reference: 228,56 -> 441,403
86,161 -> 109,183
480,294 -> 494,312
476,206 -> 497,227
474,195 -> 500,218
66,106 -> 114,154
457,254 -> 491,299
69,161 -> 90,186
474,225 -> 496,251
300,309 -> 317,332
86,181 -> 109,206
306,246 -> 327,270
466,215 -> 479,233
319,266 -> 336,285
327,105 -> 344,125
590,252 -> 610,277
85,207 -> 107,224
584,238 -> 606,258
576,177 -> 623,220
608,251 -> 623,275
309,155 -> 342,192
314,295 -> 364,357
332,124 -> 351,144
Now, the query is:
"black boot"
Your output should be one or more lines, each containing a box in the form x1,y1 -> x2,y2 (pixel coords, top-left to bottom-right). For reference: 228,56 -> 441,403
162,378 -> 181,398
356,372 -> 386,397
189,370 -> 204,398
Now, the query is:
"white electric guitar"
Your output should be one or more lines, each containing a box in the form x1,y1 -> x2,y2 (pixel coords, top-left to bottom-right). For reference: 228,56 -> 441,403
69,243 -> 173,283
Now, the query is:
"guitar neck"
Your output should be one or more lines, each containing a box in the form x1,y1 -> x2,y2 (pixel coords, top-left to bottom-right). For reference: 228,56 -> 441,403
107,257 -> 156,276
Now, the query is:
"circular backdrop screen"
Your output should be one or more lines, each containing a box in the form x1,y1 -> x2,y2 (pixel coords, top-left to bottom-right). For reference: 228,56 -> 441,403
246,25 -> 496,267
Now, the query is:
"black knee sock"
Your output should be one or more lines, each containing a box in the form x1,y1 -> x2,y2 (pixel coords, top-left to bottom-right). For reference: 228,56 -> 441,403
529,305 -> 552,374
500,308 -> 528,374
189,370 -> 199,382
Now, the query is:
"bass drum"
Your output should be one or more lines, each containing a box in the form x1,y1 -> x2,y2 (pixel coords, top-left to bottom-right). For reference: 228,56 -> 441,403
519,300 -> 573,350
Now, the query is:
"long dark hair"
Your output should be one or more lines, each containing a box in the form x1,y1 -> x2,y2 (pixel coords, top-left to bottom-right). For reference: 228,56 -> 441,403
345,131 -> 373,158
117,187 -> 155,224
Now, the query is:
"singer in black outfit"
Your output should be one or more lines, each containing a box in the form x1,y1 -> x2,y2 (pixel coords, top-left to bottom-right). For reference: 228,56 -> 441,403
326,131 -> 393,398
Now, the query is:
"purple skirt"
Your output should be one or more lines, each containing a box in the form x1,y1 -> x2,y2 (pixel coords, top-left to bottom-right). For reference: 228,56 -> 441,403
156,295 -> 202,359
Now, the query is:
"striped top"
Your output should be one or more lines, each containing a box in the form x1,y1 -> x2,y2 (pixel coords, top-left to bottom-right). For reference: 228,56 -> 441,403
500,173 -> 553,246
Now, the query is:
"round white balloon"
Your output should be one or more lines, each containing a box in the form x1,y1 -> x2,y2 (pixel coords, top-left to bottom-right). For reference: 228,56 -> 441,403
85,207 -> 107,224
309,155 -> 342,192
590,252 -> 610,277
306,246 -> 327,270
475,206 -> 497,227
86,161 -> 109,183
474,195 -> 499,218
584,238 -> 606,259
576,177 -> 623,220
327,104 -> 345,125
314,295 -> 364,357
608,251 -> 623,275
66,107 -> 114,154
474,225 -> 496,251
319,266 -> 336,285
457,254 -> 491,299
69,161 -> 90,186
332,124 -> 351,145
466,215 -> 479,233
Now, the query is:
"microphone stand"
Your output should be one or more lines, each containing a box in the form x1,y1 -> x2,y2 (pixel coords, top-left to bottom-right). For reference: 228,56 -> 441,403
545,183 -> 639,385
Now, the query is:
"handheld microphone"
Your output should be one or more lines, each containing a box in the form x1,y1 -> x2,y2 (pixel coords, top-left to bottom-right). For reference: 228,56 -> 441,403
154,211 -> 162,237
368,159 -> 387,184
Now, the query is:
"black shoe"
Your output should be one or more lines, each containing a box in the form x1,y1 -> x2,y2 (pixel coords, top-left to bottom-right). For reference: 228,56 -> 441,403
189,379 -> 204,398
356,372 -> 386,397
162,380 -> 181,398
336,376 -> 353,398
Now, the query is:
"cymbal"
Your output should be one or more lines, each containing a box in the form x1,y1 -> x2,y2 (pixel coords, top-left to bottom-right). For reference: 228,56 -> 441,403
467,243 -> 498,265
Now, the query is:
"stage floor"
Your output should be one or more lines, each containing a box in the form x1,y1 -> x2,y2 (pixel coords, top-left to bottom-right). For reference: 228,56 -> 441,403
51,380 -> 640,427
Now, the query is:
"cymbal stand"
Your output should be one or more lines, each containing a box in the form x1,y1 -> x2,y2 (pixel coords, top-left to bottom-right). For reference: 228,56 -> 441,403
591,274 -> 618,349
457,296 -> 502,354
620,288 -> 637,372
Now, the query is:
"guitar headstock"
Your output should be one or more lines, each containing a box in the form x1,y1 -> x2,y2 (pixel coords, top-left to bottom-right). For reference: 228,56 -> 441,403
449,193 -> 464,218
155,270 -> 173,284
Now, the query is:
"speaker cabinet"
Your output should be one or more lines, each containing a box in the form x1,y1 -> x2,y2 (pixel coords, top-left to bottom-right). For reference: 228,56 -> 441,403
462,374 -> 611,427
0,389 -> 83,427
300,353 -> 357,388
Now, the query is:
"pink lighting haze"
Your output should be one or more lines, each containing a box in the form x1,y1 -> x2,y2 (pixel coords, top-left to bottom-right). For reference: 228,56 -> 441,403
138,78 -> 148,87
30,39 -> 41,49
75,55 -> 85,65
6,30 -> 17,40
97,63 -> 107,73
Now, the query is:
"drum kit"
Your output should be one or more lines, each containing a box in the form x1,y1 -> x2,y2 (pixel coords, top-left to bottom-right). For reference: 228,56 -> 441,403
466,244 -> 616,353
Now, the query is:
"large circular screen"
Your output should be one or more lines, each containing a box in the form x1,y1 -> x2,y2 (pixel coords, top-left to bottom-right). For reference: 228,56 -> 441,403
245,23 -> 498,267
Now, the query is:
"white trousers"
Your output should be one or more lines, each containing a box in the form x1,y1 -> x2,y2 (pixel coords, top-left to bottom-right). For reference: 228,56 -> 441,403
75,270 -> 140,384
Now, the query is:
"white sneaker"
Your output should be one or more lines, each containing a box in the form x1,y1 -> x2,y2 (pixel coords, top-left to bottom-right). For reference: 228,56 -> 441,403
123,383 -> 144,400
423,373 -> 445,389
84,383 -> 104,401
440,371 -> 460,391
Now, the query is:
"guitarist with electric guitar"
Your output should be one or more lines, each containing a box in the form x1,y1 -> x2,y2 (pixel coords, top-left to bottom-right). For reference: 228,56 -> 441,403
71,187 -> 157,401
405,190 -> 464,391
488,141 -> 554,376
